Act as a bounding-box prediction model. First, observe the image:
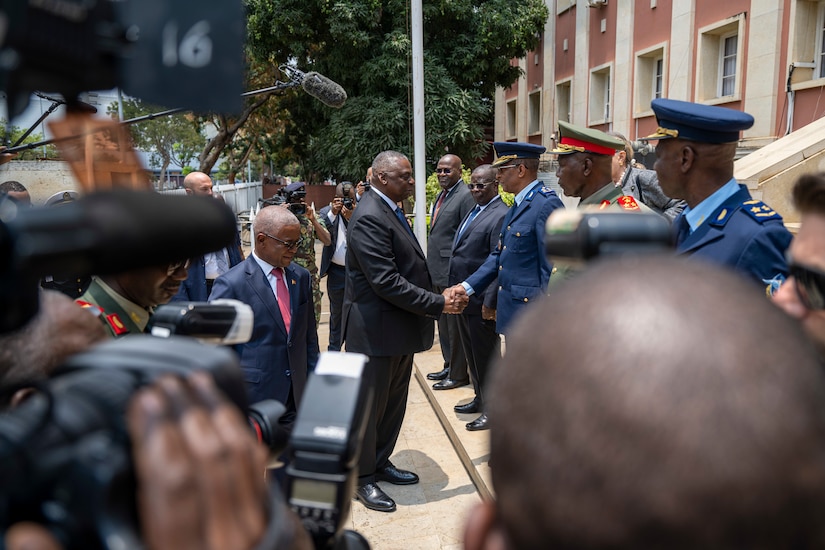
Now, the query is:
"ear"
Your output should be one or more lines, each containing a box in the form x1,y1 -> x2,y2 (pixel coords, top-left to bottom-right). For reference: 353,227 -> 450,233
463,500 -> 509,550
680,145 -> 696,173
581,156 -> 593,176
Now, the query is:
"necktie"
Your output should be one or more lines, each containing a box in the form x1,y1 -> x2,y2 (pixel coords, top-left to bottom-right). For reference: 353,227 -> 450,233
432,191 -> 446,226
215,248 -> 230,275
272,268 -> 291,333
395,207 -> 414,236
456,205 -> 481,243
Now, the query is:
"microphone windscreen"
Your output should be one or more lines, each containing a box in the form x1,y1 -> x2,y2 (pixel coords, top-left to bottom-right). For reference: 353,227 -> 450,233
301,72 -> 347,109
10,191 -> 238,278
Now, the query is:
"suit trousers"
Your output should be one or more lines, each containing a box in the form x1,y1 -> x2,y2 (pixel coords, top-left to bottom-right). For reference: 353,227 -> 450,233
456,312 -> 500,406
325,263 -> 346,351
358,354 -> 414,484
435,285 -> 468,380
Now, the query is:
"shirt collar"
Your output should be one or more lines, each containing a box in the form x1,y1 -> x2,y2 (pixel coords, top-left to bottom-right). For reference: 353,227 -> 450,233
514,180 -> 541,206
252,250 -> 278,275
371,186 -> 401,210
684,178 -> 740,231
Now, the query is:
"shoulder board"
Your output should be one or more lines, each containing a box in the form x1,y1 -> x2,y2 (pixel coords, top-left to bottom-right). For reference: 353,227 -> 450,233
536,185 -> 553,196
76,299 -> 103,317
617,195 -> 641,211
741,200 -> 782,223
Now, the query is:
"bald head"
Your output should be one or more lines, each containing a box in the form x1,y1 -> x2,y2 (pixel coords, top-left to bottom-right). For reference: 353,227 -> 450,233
183,172 -> 213,197
489,256 -> 825,548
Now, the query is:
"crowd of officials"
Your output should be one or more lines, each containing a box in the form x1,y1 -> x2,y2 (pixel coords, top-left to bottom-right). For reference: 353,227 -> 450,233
2,96 -> 825,548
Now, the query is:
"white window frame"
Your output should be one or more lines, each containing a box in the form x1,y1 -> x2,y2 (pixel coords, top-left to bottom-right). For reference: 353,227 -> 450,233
634,43 -> 667,117
589,63 -> 613,125
696,15 -> 745,104
816,3 -> 825,79
789,0 -> 825,90
528,90 -> 542,135
555,79 -> 572,125
718,32 -> 738,98
506,99 -> 517,139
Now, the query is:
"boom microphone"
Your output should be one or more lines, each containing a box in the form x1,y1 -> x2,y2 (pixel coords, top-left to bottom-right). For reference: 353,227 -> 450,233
300,71 -> 348,109
0,191 -> 237,332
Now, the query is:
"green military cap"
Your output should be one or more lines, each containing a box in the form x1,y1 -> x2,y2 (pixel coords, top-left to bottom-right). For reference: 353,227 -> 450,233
549,121 -> 625,155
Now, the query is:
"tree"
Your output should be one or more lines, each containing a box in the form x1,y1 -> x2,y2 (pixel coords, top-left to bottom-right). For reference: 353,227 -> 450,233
0,124 -> 58,160
108,99 -> 204,188
245,0 -> 548,180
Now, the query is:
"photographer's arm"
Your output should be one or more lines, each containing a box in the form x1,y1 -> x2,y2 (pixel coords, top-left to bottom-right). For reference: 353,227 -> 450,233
306,203 -> 332,246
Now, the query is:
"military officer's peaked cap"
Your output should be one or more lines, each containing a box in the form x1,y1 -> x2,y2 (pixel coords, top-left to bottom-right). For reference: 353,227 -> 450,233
44,190 -> 79,207
284,181 -> 306,192
492,141 -> 546,167
548,121 -> 625,156
644,98 -> 754,144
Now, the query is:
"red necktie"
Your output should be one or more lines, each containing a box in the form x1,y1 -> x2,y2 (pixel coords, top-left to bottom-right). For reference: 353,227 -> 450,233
432,191 -> 446,225
272,268 -> 291,333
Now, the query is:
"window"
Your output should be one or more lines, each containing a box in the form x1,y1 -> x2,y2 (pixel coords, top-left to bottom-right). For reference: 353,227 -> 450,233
589,64 -> 612,124
556,80 -> 571,124
506,100 -> 517,138
634,44 -> 667,116
789,1 -> 825,88
719,33 -> 738,97
528,91 -> 541,135
696,16 -> 744,103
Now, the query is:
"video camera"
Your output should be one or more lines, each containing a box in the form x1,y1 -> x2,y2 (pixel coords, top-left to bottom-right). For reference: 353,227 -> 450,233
341,182 -> 355,210
0,337 -> 372,550
279,185 -> 308,216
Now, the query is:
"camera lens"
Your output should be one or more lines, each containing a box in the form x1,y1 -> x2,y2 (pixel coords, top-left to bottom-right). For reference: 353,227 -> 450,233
343,198 -> 353,209
290,203 -> 307,216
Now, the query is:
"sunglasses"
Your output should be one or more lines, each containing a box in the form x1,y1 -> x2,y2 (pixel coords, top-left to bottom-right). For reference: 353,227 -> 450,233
166,258 -> 191,276
435,168 -> 453,174
790,263 -> 825,310
467,181 -> 496,190
261,232 -> 301,250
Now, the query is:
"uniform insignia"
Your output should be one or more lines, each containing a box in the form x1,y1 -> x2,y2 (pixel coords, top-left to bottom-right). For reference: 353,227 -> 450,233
617,196 -> 641,211
763,274 -> 786,298
709,207 -> 734,226
75,300 -> 102,317
599,200 -> 611,210
717,209 -> 727,221
106,313 -> 130,336
741,200 -> 782,223
537,185 -> 553,196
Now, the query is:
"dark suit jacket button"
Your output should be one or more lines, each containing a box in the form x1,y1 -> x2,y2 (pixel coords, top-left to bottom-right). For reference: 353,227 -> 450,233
285,370 -> 291,377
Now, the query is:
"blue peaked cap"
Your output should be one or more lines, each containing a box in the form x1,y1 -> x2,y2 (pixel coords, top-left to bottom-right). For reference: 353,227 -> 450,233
492,142 -> 546,167
645,98 -> 754,144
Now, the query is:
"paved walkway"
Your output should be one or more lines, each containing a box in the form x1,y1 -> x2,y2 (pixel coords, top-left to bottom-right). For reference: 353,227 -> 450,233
308,245 -> 492,549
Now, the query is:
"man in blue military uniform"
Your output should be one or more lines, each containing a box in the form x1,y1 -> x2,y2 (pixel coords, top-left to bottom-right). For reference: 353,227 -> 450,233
451,142 -> 565,335
646,98 -> 791,287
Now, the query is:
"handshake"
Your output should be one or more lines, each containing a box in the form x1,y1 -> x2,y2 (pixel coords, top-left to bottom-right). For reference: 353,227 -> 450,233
441,285 -> 470,315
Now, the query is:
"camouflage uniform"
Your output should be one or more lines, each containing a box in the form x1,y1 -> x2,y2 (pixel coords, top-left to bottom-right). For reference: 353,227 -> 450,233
293,214 -> 323,326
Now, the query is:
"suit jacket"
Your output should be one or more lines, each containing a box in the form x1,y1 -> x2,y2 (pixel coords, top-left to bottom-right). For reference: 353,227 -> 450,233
342,190 -> 444,356
172,231 -> 244,302
675,185 -> 791,286
427,183 -> 476,287
318,204 -> 347,277
209,256 -> 319,407
448,197 -> 509,315
620,166 -> 686,222
465,182 -> 564,334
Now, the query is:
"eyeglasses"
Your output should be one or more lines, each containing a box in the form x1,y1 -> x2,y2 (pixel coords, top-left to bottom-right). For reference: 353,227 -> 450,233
435,168 -> 453,174
261,232 -> 300,250
467,181 -> 497,190
166,258 -> 191,276
790,263 -> 825,310
381,171 -> 413,182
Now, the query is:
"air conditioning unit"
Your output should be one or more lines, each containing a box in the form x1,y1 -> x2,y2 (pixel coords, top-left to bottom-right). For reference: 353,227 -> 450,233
587,0 -> 608,7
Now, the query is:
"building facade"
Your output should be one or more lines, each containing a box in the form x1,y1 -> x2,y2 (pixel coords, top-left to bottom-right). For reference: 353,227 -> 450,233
497,0 -> 825,156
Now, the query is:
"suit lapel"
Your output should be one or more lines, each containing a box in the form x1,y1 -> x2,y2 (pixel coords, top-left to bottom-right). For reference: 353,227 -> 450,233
377,195 -> 425,259
245,258 -> 287,335
284,264 -> 300,318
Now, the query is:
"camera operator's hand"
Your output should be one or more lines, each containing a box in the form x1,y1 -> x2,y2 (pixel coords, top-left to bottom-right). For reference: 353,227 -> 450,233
129,372 -> 269,550
331,197 -> 344,217
306,202 -> 332,246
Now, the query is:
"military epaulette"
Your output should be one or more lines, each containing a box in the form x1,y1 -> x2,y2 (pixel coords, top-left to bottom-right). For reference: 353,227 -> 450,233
617,195 -> 641,211
106,313 -> 130,336
741,200 -> 782,223
536,185 -> 554,197
76,299 -> 102,317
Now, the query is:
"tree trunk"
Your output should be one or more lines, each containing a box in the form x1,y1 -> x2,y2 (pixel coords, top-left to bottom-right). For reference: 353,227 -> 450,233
198,94 -> 273,174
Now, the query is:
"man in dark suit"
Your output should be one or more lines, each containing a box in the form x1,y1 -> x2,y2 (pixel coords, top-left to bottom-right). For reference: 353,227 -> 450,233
426,154 -> 476,390
646,98 -> 791,288
449,164 -> 508,432
343,150 -> 467,512
319,182 -> 357,351
172,171 -> 244,302
209,205 -> 319,425
451,142 -> 565,336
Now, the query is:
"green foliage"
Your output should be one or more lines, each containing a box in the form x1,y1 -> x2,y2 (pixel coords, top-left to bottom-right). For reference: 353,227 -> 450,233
0,123 -> 58,160
245,0 -> 548,181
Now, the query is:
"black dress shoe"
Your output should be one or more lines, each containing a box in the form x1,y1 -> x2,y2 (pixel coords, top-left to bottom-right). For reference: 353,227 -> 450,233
354,483 -> 396,512
454,398 -> 481,414
466,413 -> 490,431
376,463 -> 419,485
432,378 -> 470,390
426,367 -> 449,381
